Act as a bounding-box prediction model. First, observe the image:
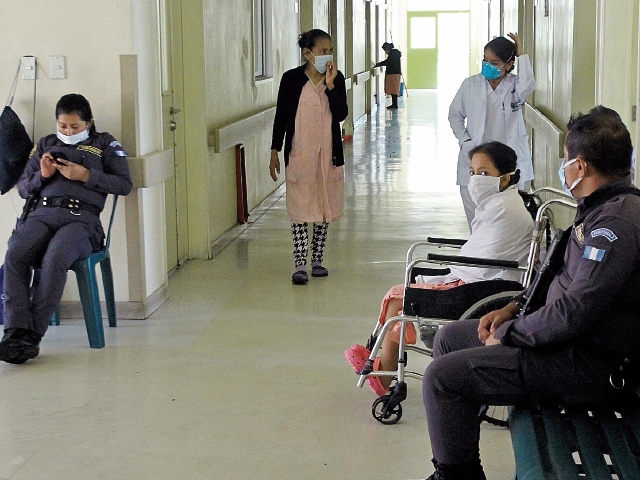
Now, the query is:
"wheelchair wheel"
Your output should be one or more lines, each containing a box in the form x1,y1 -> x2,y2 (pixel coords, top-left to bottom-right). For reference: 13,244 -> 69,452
478,405 -> 509,428
372,395 -> 403,425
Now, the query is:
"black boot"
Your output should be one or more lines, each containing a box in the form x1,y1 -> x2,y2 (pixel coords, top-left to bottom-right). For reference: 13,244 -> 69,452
0,328 -> 42,364
426,455 -> 486,480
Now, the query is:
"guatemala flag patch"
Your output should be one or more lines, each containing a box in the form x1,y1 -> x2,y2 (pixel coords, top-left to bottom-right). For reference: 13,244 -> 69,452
582,246 -> 606,262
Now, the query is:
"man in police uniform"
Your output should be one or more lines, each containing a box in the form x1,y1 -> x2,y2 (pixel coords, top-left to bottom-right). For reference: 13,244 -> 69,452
421,107 -> 640,480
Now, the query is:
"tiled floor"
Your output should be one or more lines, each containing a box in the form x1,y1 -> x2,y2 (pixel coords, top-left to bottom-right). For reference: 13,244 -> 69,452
0,91 -> 515,479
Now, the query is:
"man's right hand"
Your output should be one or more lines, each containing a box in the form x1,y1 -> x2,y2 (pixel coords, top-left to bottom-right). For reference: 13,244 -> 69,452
477,301 -> 520,343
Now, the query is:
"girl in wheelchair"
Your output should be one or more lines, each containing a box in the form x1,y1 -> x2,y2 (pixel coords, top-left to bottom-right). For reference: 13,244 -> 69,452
346,141 -> 535,395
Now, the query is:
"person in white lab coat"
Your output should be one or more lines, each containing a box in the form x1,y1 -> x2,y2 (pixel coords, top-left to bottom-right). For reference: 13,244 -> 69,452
449,33 -> 536,228
345,141 -> 535,395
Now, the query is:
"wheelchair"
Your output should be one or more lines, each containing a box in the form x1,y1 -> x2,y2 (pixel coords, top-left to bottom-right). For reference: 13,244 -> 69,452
353,187 -> 578,426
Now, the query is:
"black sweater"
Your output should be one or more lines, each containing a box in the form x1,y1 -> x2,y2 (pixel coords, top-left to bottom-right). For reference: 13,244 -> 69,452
270,65 -> 348,167
376,49 -> 402,74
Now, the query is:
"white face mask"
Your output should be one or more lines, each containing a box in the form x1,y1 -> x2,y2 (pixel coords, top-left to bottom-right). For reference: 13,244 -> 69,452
468,171 -> 514,205
311,53 -> 333,74
57,128 -> 89,145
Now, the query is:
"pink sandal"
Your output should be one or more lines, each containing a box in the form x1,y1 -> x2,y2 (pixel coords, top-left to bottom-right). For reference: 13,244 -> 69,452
344,345 -> 388,397
344,344 -> 370,372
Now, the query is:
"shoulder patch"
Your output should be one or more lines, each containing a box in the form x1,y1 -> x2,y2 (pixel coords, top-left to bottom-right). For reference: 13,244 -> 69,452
590,228 -> 618,242
77,145 -> 103,157
109,140 -> 122,148
582,246 -> 606,262
115,150 -> 127,157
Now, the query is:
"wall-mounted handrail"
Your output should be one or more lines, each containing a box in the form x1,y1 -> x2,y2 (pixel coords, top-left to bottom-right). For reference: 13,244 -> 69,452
209,107 -> 276,153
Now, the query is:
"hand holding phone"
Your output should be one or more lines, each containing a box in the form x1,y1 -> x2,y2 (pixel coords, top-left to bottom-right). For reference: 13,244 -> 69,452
50,151 -> 68,165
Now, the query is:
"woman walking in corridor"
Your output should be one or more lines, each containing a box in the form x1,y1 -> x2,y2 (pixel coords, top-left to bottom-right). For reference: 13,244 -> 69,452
269,29 -> 348,285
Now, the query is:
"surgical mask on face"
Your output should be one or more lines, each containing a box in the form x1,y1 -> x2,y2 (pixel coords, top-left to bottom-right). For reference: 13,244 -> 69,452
468,174 -> 501,205
311,53 -> 333,74
468,171 -> 515,205
57,128 -> 89,145
481,61 -> 502,80
558,157 -> 582,195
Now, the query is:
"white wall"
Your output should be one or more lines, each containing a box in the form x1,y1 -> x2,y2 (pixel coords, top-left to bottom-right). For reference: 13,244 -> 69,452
0,0 -> 133,303
0,0 -> 169,317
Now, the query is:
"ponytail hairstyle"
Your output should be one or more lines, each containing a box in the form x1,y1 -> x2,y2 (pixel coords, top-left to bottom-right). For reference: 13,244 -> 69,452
55,93 -> 96,135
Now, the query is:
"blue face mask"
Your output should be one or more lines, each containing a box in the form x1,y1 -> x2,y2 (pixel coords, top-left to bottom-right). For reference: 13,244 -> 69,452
481,61 -> 502,80
558,157 -> 582,195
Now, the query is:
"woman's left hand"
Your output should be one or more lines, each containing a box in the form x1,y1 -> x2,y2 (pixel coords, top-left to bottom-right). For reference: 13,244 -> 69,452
325,61 -> 337,90
55,158 -> 90,183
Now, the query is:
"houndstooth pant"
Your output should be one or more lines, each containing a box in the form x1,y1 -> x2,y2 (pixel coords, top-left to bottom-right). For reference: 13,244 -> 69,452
291,222 -> 328,267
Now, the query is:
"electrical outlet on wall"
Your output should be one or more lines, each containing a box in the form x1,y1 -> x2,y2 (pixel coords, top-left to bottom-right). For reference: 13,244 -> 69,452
21,56 -> 36,80
50,56 -> 66,79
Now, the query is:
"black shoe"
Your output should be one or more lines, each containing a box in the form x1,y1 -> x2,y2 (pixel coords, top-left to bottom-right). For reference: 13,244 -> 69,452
0,328 -> 42,364
291,270 -> 309,285
387,105 -> 398,109
426,456 -> 486,480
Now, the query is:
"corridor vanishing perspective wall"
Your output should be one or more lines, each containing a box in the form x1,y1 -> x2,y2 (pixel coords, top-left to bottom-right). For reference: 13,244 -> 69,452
0,0 -> 638,319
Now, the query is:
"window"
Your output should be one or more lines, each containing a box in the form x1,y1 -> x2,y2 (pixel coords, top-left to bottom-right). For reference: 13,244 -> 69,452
253,0 -> 273,80
411,17 -> 436,49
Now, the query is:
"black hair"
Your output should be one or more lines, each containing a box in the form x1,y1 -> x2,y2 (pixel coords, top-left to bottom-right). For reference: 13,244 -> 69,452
518,190 -> 542,220
484,36 -> 516,73
297,29 -> 331,52
565,106 -> 633,176
382,42 -> 394,49
55,93 -> 96,134
468,141 -> 521,186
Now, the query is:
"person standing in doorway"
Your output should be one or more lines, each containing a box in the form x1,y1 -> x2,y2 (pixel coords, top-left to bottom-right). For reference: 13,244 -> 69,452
269,29 -> 348,285
449,33 -> 536,229
375,42 -> 402,109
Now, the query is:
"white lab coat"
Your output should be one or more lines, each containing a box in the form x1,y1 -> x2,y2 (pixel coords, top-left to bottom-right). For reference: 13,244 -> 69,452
449,54 -> 536,188
416,186 -> 533,284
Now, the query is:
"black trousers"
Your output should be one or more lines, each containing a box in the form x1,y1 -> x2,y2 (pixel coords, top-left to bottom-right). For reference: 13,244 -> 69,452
3,208 -> 101,335
422,319 -> 634,465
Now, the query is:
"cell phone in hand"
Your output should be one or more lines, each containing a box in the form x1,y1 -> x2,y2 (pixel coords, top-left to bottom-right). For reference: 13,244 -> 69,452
50,151 -> 68,164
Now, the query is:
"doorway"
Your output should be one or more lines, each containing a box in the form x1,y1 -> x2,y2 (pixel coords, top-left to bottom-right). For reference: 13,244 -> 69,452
159,0 -> 189,272
406,11 -> 470,92
406,12 -> 438,89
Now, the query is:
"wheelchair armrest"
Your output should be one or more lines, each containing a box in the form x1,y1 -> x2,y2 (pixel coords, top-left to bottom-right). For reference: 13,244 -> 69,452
426,237 -> 466,247
426,253 -> 521,270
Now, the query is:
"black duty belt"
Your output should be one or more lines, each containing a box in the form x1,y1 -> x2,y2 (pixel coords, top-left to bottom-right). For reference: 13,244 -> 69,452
35,196 -> 101,217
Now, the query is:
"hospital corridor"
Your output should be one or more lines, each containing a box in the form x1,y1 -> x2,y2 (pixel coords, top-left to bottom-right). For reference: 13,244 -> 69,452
0,92 -> 515,479
2,0 -> 640,478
